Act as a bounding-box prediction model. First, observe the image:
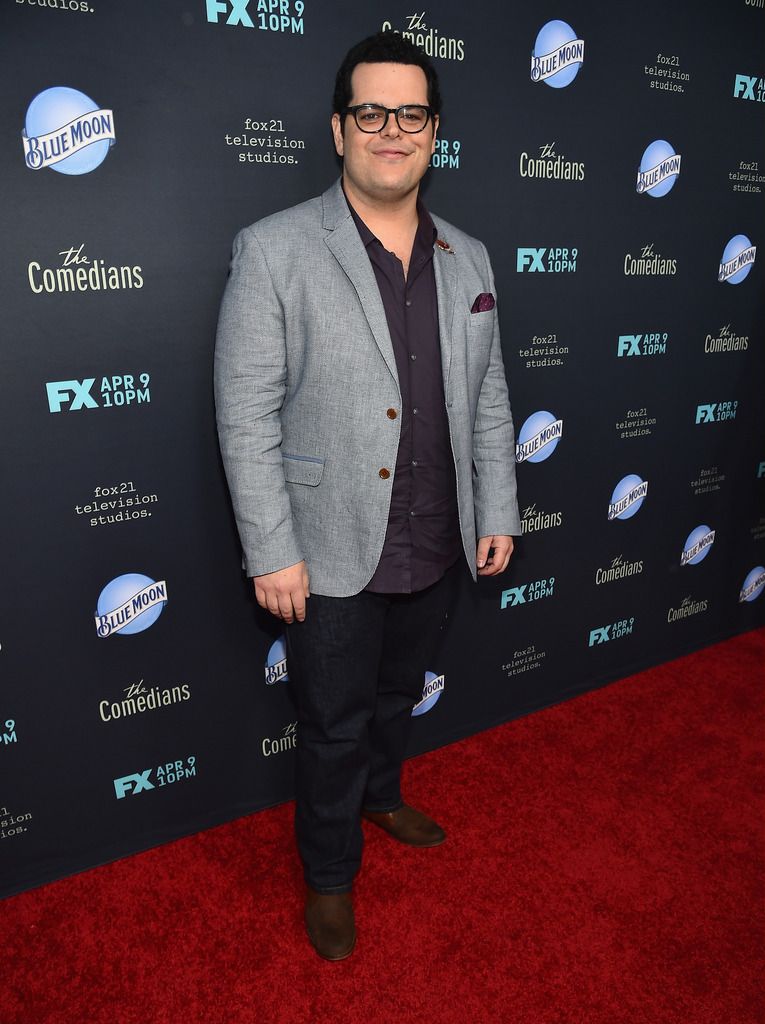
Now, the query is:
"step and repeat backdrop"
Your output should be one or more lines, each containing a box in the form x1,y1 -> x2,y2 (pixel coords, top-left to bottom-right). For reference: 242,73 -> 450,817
2,0 -> 764,898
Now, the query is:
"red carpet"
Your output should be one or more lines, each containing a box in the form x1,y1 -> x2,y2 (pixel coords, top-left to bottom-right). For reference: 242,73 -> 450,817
4,629 -> 764,1024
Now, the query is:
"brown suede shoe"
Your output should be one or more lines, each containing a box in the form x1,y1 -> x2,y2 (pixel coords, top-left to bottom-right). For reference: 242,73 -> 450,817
304,888 -> 356,961
361,804 -> 446,847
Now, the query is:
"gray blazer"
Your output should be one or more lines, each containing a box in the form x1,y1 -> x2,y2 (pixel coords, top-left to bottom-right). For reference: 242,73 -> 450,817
214,179 -> 520,597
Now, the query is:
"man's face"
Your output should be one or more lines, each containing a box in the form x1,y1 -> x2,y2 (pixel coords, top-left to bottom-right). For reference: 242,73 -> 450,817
331,62 -> 438,205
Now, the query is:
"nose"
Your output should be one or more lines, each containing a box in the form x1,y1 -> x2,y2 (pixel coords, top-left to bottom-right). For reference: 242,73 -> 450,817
380,110 -> 401,137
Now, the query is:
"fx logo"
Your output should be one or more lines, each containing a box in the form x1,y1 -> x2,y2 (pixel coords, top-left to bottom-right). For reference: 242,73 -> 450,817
618,335 -> 642,357
114,770 -> 154,799
46,379 -> 97,413
617,333 -> 666,357
696,404 -> 716,424
733,74 -> 761,101
500,585 -> 527,608
206,0 -> 254,25
588,626 -> 611,646
758,461 -> 765,479
516,247 -> 546,272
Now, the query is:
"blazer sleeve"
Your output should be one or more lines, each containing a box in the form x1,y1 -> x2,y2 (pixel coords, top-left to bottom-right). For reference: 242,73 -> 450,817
471,242 -> 522,538
213,227 -> 303,577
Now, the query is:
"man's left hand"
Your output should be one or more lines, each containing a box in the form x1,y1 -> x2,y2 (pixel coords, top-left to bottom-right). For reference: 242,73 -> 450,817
476,535 -> 514,576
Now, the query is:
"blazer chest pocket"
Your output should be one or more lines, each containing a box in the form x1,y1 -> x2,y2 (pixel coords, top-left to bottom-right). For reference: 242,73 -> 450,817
282,453 -> 324,486
467,314 -> 494,363
468,311 -> 494,333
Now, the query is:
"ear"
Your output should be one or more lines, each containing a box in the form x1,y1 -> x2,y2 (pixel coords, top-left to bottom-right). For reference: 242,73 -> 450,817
331,113 -> 344,157
430,114 -> 439,155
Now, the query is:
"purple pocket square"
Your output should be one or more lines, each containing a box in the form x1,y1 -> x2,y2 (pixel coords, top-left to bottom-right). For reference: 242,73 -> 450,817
471,292 -> 495,314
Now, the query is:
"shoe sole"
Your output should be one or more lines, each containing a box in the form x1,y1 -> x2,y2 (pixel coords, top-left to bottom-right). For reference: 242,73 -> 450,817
308,933 -> 357,961
361,813 -> 446,847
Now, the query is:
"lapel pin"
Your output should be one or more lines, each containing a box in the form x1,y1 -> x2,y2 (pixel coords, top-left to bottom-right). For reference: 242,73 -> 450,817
435,238 -> 455,255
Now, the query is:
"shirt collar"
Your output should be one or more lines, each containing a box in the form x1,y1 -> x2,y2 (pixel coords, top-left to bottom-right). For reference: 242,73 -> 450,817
342,185 -> 438,252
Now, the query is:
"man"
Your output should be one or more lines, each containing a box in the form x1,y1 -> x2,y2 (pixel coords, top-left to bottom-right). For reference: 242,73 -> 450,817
215,31 -> 520,961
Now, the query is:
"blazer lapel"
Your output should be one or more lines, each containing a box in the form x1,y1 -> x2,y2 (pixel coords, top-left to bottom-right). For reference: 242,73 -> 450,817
432,220 -> 458,392
322,182 -> 399,390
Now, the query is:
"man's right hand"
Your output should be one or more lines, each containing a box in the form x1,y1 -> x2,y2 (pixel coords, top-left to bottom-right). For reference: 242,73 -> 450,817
253,560 -> 310,623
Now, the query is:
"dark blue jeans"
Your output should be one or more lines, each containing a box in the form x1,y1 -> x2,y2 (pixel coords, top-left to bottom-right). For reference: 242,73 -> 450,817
284,560 -> 460,893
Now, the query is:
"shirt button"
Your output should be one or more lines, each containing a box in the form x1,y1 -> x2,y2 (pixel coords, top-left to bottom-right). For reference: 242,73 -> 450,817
379,468 -> 390,479
405,300 -> 412,307
410,510 -> 417,517
411,460 -> 418,467
410,353 -> 417,361
412,407 -> 419,415
386,408 -> 397,419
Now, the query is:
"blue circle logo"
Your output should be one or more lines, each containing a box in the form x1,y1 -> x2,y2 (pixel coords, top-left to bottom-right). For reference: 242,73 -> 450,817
636,140 -> 681,198
265,635 -> 289,685
718,234 -> 756,284
530,21 -> 584,89
516,410 -> 563,464
411,670 -> 445,717
608,474 -> 648,521
95,573 -> 167,638
681,525 -> 715,566
739,566 -> 765,603
22,87 -> 115,175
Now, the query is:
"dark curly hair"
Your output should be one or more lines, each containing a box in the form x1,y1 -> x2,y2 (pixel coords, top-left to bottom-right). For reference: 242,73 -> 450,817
333,30 -> 442,119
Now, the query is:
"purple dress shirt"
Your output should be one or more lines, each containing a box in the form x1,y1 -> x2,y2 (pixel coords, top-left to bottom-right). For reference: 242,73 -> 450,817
346,195 -> 462,594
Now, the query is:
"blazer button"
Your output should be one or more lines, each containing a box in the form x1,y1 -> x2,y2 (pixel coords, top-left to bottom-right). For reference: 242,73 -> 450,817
379,468 -> 391,479
386,408 -> 398,419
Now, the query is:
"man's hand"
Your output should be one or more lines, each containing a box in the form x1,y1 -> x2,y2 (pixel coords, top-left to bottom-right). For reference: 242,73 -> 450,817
253,560 -> 310,623
476,535 -> 514,576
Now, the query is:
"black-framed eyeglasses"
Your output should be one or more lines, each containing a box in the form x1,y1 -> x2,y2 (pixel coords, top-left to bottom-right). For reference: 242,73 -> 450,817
341,103 -> 433,134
